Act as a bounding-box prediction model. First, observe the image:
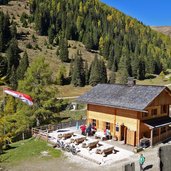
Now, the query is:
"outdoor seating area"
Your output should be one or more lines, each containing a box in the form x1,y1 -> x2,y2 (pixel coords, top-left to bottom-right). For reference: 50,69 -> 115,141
48,127 -> 134,165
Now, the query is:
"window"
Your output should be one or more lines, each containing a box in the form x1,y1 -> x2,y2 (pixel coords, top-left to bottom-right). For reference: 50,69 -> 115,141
161,127 -> 166,134
142,112 -> 148,118
92,119 -> 96,126
151,109 -> 157,116
161,105 -> 167,114
106,122 -> 110,130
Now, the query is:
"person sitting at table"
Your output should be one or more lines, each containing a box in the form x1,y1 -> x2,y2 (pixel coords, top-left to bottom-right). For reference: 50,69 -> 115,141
104,128 -> 111,140
91,125 -> 97,135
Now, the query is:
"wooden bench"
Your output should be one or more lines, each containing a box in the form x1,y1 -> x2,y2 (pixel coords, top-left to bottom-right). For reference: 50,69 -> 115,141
57,131 -> 74,139
82,139 -> 99,150
70,134 -> 86,144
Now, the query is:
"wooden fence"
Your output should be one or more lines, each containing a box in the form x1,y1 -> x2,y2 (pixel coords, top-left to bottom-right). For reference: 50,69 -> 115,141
32,119 -> 86,140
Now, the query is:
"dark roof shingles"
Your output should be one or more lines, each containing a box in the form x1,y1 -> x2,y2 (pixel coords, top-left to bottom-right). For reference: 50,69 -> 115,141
77,84 -> 166,111
144,116 -> 171,128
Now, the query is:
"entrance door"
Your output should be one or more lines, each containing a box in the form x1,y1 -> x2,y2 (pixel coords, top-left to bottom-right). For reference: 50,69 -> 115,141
121,125 -> 125,141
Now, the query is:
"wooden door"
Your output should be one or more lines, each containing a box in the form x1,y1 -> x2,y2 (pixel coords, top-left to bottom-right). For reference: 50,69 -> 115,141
126,130 -> 136,146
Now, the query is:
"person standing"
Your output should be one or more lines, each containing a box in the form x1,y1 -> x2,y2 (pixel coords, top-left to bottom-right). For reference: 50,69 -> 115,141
80,124 -> 86,135
139,154 -> 145,171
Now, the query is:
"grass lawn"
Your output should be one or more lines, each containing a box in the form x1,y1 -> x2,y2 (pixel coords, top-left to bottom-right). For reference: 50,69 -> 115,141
137,75 -> 171,87
0,138 -> 61,167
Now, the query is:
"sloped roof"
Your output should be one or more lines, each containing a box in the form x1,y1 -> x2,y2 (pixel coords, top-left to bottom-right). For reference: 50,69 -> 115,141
77,84 -> 167,112
144,116 -> 171,128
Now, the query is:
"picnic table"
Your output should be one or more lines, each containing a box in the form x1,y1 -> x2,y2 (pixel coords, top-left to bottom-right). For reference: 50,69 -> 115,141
96,143 -> 114,156
70,134 -> 86,144
82,139 -> 99,150
56,130 -> 74,139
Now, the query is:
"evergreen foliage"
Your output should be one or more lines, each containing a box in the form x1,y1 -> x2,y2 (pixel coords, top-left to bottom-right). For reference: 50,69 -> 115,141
48,26 -> 55,44
58,37 -> 69,62
71,52 -> 85,87
117,55 -> 129,84
6,39 -> 20,74
16,51 -> 29,80
17,57 -> 60,126
89,55 -> 107,86
0,11 -> 11,52
30,0 -> 171,78
84,60 -> 89,85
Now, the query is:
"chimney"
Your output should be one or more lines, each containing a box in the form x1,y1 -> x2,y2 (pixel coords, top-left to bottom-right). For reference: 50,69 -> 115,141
127,77 -> 136,86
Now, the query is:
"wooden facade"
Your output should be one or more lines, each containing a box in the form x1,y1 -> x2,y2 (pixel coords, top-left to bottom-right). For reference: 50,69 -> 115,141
86,89 -> 171,146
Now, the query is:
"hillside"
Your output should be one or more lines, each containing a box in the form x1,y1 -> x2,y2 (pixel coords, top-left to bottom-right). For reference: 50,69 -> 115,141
29,0 -> 171,78
152,26 -> 171,37
1,0 -> 171,91
0,0 -> 93,96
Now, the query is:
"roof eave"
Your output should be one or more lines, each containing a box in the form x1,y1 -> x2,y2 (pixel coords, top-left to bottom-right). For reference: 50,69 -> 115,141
77,99 -> 147,113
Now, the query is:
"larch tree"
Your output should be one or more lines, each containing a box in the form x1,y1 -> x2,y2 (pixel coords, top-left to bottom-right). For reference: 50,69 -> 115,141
17,57 -> 60,126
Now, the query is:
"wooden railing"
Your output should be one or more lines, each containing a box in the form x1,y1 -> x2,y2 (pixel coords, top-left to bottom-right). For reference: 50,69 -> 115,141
153,129 -> 171,145
32,119 -> 86,140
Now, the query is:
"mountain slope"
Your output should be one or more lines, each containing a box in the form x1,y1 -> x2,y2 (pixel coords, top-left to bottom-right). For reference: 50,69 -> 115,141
1,0 -> 171,89
152,26 -> 171,38
30,0 -> 171,78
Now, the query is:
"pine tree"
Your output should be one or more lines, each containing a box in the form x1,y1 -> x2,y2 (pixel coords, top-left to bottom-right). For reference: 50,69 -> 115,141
10,22 -> 17,39
99,59 -> 107,83
48,26 -> 55,44
59,38 -> 69,62
138,56 -> 146,80
117,55 -> 129,84
84,60 -> 89,85
71,55 -> 85,87
16,51 -> 29,80
89,55 -> 107,86
89,55 -> 100,86
6,39 -> 20,74
131,55 -> 139,79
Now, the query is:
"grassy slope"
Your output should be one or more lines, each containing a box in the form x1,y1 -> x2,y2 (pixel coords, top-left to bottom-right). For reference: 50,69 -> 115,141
0,138 -> 61,167
151,26 -> 171,38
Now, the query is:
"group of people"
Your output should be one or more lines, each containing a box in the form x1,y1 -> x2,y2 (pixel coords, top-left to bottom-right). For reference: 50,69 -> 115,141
80,123 -> 97,136
80,123 -> 112,140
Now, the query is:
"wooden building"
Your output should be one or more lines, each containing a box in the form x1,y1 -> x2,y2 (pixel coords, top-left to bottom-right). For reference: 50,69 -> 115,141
78,82 -> 171,146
